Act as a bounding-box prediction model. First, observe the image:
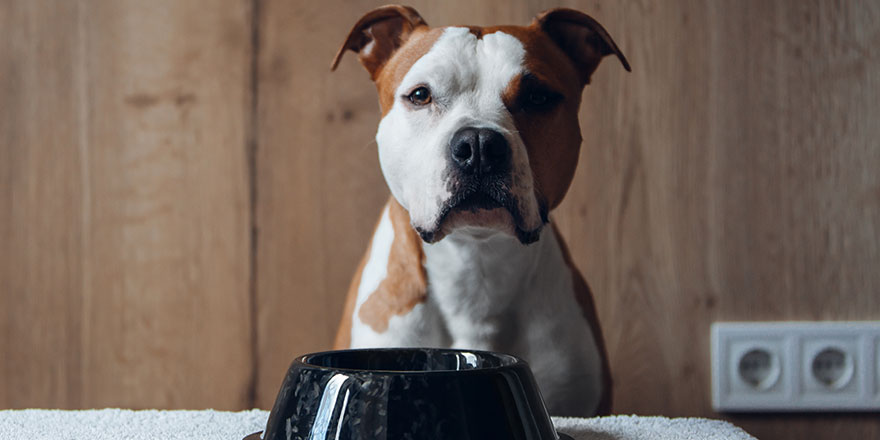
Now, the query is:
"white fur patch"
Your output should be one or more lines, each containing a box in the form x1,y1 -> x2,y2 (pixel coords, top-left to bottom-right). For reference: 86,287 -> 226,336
375,27 -> 542,236
421,226 -> 603,415
353,206 -> 393,314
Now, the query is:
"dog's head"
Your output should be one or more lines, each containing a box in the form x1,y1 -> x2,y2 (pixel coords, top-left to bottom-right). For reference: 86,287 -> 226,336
332,5 -> 629,244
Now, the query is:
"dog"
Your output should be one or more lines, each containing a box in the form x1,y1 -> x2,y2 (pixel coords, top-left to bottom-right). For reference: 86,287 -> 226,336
330,5 -> 629,416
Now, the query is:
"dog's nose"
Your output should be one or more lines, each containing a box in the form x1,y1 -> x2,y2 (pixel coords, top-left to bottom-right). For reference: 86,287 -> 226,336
449,127 -> 510,175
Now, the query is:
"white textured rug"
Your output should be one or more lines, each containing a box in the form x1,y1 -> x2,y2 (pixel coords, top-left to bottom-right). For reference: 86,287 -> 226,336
0,409 -> 755,439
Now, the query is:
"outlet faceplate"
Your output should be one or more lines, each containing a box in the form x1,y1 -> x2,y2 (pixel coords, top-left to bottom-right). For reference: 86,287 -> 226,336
711,321 -> 880,412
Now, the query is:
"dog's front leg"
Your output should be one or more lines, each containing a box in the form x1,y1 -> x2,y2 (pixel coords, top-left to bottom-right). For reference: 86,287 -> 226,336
335,198 -> 448,350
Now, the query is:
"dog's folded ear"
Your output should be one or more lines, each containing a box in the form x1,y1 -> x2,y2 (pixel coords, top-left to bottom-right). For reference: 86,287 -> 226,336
533,8 -> 630,85
331,5 -> 428,79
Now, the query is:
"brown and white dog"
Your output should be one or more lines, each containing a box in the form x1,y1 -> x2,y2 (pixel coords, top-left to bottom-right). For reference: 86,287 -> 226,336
330,5 -> 629,417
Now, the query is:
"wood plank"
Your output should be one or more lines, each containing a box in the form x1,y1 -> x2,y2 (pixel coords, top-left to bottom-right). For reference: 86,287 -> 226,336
1,0 -> 85,408
0,0 -> 253,409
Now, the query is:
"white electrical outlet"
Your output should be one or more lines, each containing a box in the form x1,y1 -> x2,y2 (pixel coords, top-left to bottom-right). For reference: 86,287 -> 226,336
711,321 -> 880,412
876,338 -> 880,400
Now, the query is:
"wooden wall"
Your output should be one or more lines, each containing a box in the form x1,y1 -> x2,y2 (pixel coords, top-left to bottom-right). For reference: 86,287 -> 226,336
1,0 -> 254,409
2,0 -> 878,438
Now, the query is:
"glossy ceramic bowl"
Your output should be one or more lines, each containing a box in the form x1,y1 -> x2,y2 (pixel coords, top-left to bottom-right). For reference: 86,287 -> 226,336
245,348 -> 572,440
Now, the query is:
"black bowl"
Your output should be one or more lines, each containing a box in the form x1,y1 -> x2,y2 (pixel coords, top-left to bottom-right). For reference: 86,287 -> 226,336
245,348 -> 572,440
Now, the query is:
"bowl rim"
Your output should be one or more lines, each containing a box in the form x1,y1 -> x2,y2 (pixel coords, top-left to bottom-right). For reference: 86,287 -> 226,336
292,347 -> 530,375
245,430 -> 574,440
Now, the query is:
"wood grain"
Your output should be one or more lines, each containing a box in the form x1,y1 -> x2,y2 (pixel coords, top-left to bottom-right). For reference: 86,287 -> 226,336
0,0 -> 253,409
1,0 -> 85,408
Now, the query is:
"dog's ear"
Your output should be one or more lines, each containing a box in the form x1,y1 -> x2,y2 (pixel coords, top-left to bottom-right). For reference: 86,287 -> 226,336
331,5 -> 428,80
533,8 -> 630,85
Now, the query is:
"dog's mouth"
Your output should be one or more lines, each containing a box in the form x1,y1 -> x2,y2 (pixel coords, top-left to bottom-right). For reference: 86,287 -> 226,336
450,191 -> 503,213
414,181 -> 545,245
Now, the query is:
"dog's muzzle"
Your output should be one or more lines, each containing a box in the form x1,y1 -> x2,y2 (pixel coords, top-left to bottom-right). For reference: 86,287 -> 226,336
413,126 -> 545,245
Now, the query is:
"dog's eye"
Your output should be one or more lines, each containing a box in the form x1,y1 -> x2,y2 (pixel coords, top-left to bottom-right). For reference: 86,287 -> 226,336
518,87 -> 561,113
528,92 -> 548,106
514,74 -> 563,113
407,86 -> 432,106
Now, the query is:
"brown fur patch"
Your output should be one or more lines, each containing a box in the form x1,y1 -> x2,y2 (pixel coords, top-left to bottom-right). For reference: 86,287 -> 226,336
494,25 -> 586,211
375,27 -> 445,116
331,5 -> 428,80
357,198 -> 427,333
551,224 -> 613,415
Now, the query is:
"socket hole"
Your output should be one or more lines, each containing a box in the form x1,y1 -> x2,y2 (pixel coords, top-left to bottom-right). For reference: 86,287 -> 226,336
738,348 -> 780,390
811,347 -> 854,390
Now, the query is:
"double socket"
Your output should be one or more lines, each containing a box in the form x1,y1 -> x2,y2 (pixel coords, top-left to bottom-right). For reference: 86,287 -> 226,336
711,321 -> 880,412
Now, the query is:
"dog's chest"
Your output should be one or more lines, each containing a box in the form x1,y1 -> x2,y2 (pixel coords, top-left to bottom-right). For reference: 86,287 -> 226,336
420,227 -> 604,414
423,231 -> 536,326
348,211 -> 604,414
421,229 -> 586,356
